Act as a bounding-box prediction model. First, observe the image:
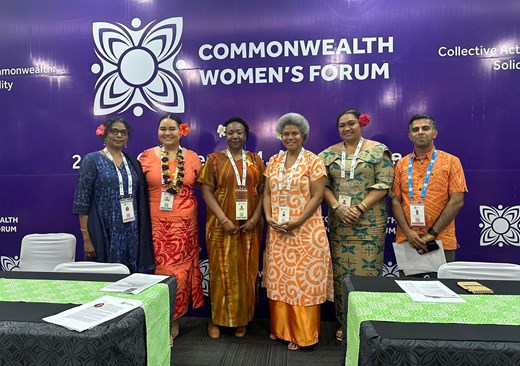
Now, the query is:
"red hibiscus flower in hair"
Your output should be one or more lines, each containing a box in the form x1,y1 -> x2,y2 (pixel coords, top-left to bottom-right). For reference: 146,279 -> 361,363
95,124 -> 106,136
179,123 -> 190,136
359,114 -> 370,127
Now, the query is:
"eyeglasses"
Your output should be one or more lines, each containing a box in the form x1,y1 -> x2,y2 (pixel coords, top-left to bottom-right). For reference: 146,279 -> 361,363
108,128 -> 129,136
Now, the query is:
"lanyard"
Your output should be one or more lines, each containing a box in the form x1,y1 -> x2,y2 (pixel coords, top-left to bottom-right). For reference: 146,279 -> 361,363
161,146 -> 183,191
408,149 -> 437,202
341,137 -> 364,179
278,147 -> 305,192
103,148 -> 133,198
225,149 -> 247,188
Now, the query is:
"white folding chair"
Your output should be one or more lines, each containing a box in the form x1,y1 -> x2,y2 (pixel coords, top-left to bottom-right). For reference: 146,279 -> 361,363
19,233 -> 76,272
437,261 -> 520,281
53,261 -> 130,274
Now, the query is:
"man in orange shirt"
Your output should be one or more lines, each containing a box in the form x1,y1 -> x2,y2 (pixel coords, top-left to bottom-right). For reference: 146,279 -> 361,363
391,114 -> 468,271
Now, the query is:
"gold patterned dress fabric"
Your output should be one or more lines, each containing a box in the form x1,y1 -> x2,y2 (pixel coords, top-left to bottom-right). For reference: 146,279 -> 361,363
198,151 -> 265,327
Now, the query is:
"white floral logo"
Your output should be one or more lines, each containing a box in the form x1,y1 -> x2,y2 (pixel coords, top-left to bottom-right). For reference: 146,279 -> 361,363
92,17 -> 185,117
479,205 -> 520,247
1,256 -> 20,271
199,258 -> 210,297
382,261 -> 399,277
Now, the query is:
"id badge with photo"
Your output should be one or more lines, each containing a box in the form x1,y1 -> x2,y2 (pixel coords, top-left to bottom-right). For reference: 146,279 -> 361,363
160,191 -> 174,211
410,202 -> 426,226
279,207 -> 290,223
120,198 -> 135,223
235,188 -> 248,220
338,194 -> 352,207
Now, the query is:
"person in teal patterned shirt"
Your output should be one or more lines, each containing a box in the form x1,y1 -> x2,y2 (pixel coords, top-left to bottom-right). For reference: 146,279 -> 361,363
319,108 -> 393,341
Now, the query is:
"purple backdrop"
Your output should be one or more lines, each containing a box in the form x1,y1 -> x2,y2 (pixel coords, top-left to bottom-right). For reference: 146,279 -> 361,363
1,0 -> 519,318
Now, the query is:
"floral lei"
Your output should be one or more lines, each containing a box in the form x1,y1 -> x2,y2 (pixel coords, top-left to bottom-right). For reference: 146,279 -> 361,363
161,145 -> 185,195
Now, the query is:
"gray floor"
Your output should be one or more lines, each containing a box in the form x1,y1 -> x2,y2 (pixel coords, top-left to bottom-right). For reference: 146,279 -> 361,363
170,317 -> 344,366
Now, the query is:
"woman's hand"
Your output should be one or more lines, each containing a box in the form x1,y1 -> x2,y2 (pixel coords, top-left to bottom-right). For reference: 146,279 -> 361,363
222,219 -> 240,235
84,237 -> 96,258
239,217 -> 258,232
337,205 -> 361,226
266,217 -> 299,233
266,216 -> 286,232
279,219 -> 300,232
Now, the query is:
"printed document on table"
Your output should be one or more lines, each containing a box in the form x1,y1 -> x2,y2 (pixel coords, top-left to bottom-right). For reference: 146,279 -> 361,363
43,295 -> 142,332
100,273 -> 168,294
396,280 -> 465,303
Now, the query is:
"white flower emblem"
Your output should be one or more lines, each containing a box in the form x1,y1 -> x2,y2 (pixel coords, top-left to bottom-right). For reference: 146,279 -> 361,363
91,17 -> 185,117
382,261 -> 399,277
216,124 -> 226,138
1,256 -> 20,271
479,205 -> 520,247
199,258 -> 210,297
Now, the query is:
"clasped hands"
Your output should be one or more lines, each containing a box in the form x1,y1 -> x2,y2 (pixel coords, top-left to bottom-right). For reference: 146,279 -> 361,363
405,229 -> 436,251
222,218 -> 256,234
266,217 -> 299,233
336,205 -> 361,226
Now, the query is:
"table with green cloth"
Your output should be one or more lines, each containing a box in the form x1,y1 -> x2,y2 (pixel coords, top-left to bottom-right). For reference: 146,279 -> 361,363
343,276 -> 520,366
0,271 -> 176,366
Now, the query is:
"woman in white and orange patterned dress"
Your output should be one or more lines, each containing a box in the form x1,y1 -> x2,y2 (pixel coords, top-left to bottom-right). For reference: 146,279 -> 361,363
262,113 -> 334,351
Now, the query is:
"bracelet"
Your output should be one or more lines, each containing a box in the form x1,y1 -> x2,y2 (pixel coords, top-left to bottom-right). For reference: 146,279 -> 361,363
355,205 -> 364,214
221,218 -> 228,226
359,202 -> 368,211
331,202 -> 341,211
80,228 -> 88,232
250,219 -> 255,225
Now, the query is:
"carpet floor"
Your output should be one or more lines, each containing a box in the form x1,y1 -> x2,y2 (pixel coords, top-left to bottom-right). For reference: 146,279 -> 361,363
170,317 -> 344,366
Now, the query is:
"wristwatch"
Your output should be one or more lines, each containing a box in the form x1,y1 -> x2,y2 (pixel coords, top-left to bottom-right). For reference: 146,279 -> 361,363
428,227 -> 439,237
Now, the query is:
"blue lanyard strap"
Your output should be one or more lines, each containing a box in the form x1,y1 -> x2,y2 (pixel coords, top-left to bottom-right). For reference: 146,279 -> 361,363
407,149 -> 437,202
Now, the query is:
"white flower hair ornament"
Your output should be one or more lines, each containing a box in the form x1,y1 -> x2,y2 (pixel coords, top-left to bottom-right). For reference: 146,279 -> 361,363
217,124 -> 226,138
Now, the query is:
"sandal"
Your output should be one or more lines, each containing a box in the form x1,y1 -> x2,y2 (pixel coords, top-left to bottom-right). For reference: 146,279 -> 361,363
269,333 -> 277,340
235,326 -> 246,337
336,328 -> 344,341
171,320 -> 180,339
207,322 -> 220,339
287,342 -> 300,351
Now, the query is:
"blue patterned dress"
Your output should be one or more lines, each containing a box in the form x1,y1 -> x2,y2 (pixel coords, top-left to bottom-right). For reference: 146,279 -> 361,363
73,152 -> 140,272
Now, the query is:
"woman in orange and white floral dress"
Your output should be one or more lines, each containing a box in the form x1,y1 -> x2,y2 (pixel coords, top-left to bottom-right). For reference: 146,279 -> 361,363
263,113 -> 333,351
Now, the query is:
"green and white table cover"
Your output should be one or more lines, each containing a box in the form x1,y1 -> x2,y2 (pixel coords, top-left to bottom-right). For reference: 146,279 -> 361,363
346,291 -> 520,366
0,278 -> 171,366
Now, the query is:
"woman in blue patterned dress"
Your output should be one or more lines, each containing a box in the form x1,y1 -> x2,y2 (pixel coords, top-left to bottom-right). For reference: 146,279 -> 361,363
319,108 -> 393,340
73,117 -> 154,273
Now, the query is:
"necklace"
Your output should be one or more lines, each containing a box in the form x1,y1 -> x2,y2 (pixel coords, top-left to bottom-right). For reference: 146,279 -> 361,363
161,145 -> 185,195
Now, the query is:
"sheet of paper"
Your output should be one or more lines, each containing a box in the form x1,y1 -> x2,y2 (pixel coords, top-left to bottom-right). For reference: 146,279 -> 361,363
392,241 -> 446,275
396,280 -> 465,303
100,273 -> 168,295
43,295 -> 143,332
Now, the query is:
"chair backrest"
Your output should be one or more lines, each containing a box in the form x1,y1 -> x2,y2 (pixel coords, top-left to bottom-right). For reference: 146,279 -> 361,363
437,261 -> 520,281
19,233 -> 76,272
53,261 -> 130,274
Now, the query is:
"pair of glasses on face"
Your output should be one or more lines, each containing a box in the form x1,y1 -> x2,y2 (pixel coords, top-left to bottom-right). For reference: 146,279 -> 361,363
108,128 -> 129,136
